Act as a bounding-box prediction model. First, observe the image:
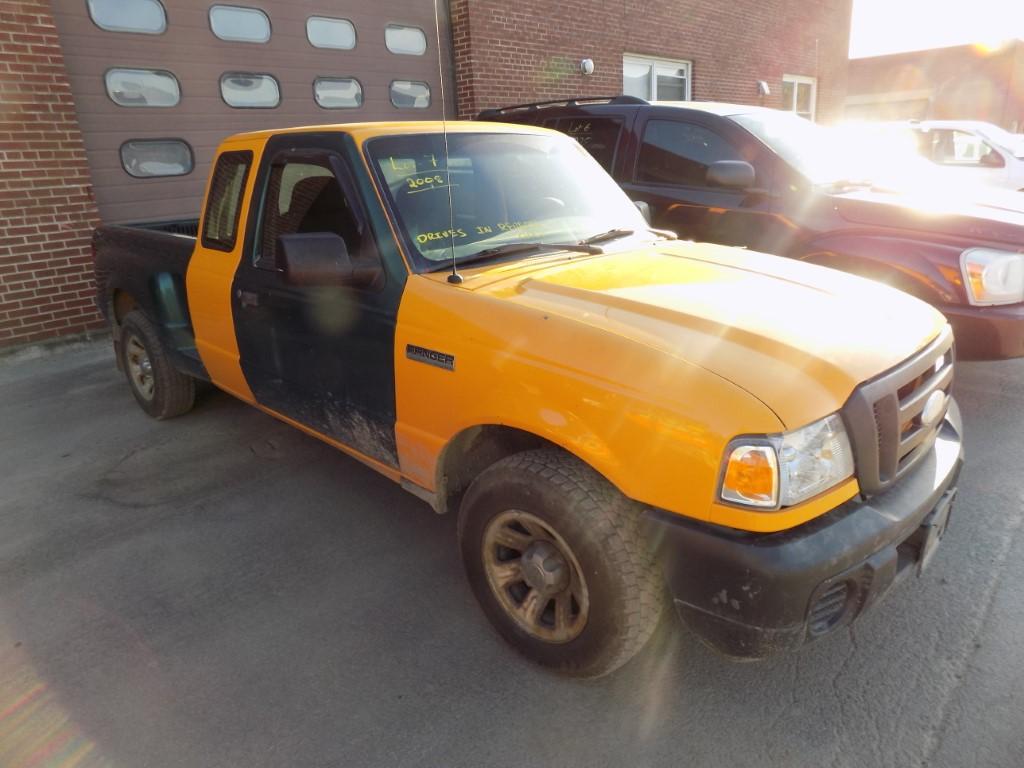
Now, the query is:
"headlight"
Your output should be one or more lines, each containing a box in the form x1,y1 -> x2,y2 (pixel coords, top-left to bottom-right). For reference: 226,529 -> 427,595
960,248 -> 1024,306
719,414 -> 854,510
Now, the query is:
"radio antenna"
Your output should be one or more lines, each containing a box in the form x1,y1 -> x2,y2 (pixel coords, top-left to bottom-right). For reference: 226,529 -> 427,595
433,0 -> 461,284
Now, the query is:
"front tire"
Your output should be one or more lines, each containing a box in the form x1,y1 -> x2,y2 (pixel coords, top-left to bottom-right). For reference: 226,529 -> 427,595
119,310 -> 195,419
458,449 -> 666,678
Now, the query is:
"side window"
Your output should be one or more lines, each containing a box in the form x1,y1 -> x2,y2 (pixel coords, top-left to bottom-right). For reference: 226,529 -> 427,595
926,130 -> 1005,168
201,151 -> 252,251
637,120 -> 744,186
551,117 -> 623,172
256,155 -> 365,270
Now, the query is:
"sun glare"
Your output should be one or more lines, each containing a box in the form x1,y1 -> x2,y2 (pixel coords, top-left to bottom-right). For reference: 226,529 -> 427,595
851,0 -> 1024,58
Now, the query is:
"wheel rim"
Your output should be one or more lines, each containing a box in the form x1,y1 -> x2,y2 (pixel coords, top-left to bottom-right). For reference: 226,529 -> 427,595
482,509 -> 589,644
125,334 -> 155,401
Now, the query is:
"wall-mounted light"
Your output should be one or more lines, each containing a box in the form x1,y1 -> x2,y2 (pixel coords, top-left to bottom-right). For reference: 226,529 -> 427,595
580,58 -> 595,76
757,80 -> 771,97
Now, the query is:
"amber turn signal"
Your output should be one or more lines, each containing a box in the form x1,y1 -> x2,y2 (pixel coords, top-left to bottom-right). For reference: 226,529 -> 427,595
721,445 -> 778,508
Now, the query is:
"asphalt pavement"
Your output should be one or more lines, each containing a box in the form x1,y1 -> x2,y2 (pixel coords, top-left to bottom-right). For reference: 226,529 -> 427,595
1,340 -> 1021,768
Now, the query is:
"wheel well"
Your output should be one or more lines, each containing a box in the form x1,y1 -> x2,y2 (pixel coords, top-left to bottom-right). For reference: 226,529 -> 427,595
435,425 -> 560,515
112,290 -> 139,325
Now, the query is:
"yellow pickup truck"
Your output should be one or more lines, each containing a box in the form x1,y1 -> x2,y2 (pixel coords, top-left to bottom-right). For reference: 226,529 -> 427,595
93,121 -> 963,677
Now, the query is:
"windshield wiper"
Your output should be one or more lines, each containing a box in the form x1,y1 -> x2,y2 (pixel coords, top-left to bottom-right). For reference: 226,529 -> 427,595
820,178 -> 875,192
581,227 -> 678,245
428,241 -> 601,272
579,228 -> 635,245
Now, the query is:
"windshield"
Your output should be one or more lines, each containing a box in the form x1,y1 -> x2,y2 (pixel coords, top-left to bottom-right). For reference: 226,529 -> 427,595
366,131 -> 648,270
730,110 -> 935,187
975,123 -> 1024,158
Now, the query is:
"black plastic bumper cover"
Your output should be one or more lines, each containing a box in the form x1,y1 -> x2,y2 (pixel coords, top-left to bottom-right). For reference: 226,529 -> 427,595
642,399 -> 964,659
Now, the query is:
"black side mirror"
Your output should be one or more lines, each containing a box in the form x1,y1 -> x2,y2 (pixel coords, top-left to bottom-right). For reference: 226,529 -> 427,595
706,160 -> 756,189
278,232 -> 380,288
633,199 -> 652,225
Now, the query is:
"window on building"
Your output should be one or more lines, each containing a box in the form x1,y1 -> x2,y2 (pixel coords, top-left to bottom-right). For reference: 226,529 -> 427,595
385,24 -> 427,55
256,155 -> 366,270
390,80 -> 430,108
87,0 -> 166,34
209,5 -> 271,43
623,55 -> 691,101
782,75 -> 817,121
637,120 -> 744,186
120,139 -> 193,177
314,78 -> 363,109
202,151 -> 252,251
220,73 -> 280,108
306,16 -> 356,49
545,117 -> 623,172
104,68 -> 180,107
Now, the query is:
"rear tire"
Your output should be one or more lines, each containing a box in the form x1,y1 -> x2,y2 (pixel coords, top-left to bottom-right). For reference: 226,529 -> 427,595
458,449 -> 666,678
119,310 -> 195,419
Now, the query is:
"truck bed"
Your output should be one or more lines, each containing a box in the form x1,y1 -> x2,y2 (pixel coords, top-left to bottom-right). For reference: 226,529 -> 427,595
93,219 -> 206,378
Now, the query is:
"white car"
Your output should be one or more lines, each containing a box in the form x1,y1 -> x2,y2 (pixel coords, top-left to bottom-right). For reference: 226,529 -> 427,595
909,120 -> 1024,192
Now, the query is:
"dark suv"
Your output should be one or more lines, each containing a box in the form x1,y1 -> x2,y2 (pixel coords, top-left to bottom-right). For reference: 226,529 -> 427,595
482,96 -> 1024,360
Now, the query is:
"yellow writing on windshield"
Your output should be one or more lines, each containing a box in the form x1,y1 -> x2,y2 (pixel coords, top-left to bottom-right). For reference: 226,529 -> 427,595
406,174 -> 446,191
416,228 -> 468,244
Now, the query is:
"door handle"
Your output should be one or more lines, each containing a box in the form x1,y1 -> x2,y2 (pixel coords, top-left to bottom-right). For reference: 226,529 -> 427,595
236,289 -> 259,308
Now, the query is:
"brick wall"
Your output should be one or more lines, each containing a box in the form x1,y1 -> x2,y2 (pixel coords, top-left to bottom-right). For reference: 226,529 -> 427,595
847,42 -> 1024,130
0,0 -> 103,349
451,0 -> 853,122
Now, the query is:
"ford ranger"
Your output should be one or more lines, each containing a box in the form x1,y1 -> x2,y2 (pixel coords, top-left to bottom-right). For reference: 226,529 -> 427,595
93,121 -> 964,677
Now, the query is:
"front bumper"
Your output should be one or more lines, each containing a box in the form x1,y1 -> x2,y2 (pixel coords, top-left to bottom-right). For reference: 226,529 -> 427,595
642,400 -> 964,659
941,302 -> 1024,360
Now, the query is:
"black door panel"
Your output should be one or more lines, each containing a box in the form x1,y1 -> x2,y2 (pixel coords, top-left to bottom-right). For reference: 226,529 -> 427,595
232,133 -> 404,467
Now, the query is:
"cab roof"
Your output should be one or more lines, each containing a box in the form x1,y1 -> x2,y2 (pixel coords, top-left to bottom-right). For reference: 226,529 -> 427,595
221,120 -> 558,146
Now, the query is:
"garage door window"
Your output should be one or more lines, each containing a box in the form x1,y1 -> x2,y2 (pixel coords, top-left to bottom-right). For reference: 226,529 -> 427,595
105,68 -> 180,107
87,0 -> 166,34
202,151 -> 252,251
120,139 -> 193,178
314,78 -> 363,109
390,80 -> 430,108
220,73 -> 280,108
307,16 -> 356,50
385,24 -> 427,55
209,5 -> 271,43
637,120 -> 743,186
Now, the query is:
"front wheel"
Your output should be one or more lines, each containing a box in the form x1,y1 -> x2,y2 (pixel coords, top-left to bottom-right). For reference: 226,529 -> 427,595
458,449 -> 666,678
119,310 -> 195,419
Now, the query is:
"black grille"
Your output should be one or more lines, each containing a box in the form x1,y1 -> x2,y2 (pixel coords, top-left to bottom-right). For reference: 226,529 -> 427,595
843,327 -> 954,496
808,582 -> 849,636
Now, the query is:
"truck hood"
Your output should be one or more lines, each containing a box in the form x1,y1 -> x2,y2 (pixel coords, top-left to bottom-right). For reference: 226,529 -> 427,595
468,241 -> 948,429
832,187 -> 1024,245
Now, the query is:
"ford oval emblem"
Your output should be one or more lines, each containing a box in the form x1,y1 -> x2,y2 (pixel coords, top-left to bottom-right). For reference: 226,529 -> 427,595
921,391 -> 946,428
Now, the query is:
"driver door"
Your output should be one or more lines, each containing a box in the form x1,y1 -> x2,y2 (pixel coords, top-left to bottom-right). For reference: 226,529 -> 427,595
231,134 -> 403,467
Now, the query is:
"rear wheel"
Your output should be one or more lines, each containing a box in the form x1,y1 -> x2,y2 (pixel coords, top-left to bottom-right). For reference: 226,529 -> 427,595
119,310 -> 195,419
458,449 -> 666,677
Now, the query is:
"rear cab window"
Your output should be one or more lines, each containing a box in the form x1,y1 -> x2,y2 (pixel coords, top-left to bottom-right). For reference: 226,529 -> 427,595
201,150 -> 253,251
543,117 -> 624,173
